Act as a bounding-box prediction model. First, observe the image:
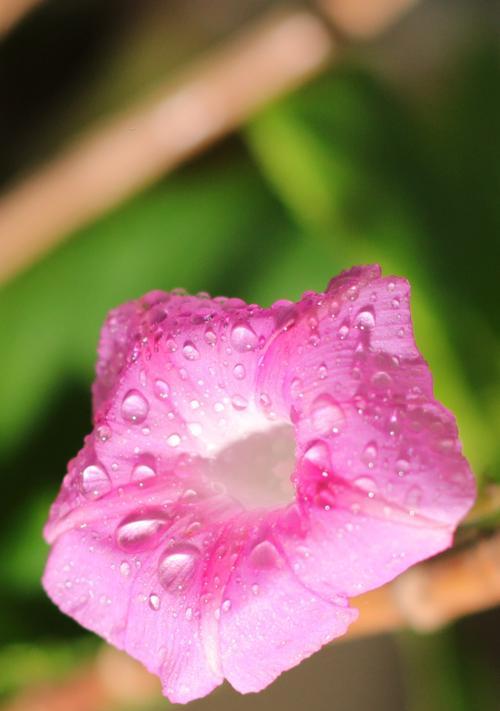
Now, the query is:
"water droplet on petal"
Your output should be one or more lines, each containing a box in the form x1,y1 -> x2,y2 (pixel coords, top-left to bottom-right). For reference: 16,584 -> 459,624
121,389 -> 149,424
204,328 -> 217,345
167,433 -> 181,447
355,307 -> 376,331
120,561 -> 131,577
149,593 -> 161,610
80,463 -> 111,499
154,379 -> 169,400
131,461 -> 156,481
250,540 -> 281,569
221,599 -> 232,613
361,441 -> 378,468
188,422 -> 202,437
354,476 -> 378,498
97,425 -> 111,442
231,394 -> 248,411
303,440 -> 331,470
116,508 -> 170,551
311,395 -> 345,434
371,371 -> 392,389
338,323 -> 350,340
396,459 -> 410,477
230,321 -> 258,352
158,543 -> 200,592
182,341 -> 199,360
233,363 -> 246,380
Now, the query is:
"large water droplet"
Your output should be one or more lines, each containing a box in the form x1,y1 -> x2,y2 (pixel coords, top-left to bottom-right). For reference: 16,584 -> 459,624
311,395 -> 345,434
131,460 -> 156,481
249,540 -> 281,569
371,371 -> 392,389
233,363 -> 246,380
167,433 -> 181,447
149,593 -> 161,610
116,508 -> 170,551
80,463 -> 111,499
355,307 -> 375,331
158,543 -> 200,592
182,341 -> 200,360
230,321 -> 258,352
204,328 -> 217,345
153,379 -> 169,400
361,441 -> 378,468
231,394 -> 248,411
303,440 -> 331,470
354,476 -> 378,498
338,323 -> 350,340
121,389 -> 149,424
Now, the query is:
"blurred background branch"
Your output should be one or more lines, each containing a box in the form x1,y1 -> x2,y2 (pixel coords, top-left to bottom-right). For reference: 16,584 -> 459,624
0,0 -> 42,37
0,0 -> 420,285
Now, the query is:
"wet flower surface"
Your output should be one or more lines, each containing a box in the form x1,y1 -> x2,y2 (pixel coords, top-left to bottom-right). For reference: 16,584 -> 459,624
43,265 -> 475,702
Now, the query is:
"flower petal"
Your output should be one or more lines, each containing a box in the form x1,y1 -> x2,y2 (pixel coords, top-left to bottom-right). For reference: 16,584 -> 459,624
43,265 -> 476,703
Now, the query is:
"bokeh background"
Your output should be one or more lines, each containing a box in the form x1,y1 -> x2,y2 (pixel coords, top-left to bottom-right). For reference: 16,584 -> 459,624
1,1 -> 499,709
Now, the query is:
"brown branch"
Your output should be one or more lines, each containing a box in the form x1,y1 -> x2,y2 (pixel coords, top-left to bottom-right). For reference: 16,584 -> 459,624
0,0 -> 420,285
0,0 -> 42,36
0,7 -> 334,285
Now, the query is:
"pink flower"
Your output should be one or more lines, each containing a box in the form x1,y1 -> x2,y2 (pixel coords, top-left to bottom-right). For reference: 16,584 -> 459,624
43,265 -> 475,703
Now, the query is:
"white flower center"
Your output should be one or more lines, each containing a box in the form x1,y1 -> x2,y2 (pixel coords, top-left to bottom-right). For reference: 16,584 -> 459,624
208,423 -> 296,508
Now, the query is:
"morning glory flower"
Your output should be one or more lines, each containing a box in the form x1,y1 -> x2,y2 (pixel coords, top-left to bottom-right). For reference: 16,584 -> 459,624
43,265 -> 475,702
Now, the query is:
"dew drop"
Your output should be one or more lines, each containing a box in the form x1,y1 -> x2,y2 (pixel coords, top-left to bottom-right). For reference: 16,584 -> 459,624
167,433 -> 181,447
131,461 -> 156,481
354,476 -> 378,497
120,561 -> 131,577
396,459 -> 410,477
311,395 -> 345,434
149,593 -> 161,610
355,307 -> 376,331
230,321 -> 258,352
158,543 -> 200,592
233,363 -> 246,380
80,463 -> 111,500
250,540 -> 281,569
116,509 -> 170,551
121,389 -> 149,424
154,379 -> 169,400
97,425 -> 111,442
204,328 -> 217,345
303,440 -> 331,470
188,422 -> 202,437
182,341 -> 200,360
185,606 -> 193,620
221,599 -> 232,613
361,441 -> 378,468
371,371 -> 392,389
231,394 -> 248,411
338,323 -> 350,340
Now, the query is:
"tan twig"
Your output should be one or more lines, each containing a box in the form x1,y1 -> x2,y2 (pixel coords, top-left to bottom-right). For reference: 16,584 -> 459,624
0,0 -> 42,36
0,7 -> 334,284
0,0 -> 420,285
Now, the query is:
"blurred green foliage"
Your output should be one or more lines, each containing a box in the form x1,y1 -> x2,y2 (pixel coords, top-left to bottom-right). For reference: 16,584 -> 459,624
0,24 -> 499,708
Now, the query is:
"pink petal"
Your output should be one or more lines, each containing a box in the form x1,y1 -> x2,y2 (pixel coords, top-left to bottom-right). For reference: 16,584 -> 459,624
43,265 -> 475,703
